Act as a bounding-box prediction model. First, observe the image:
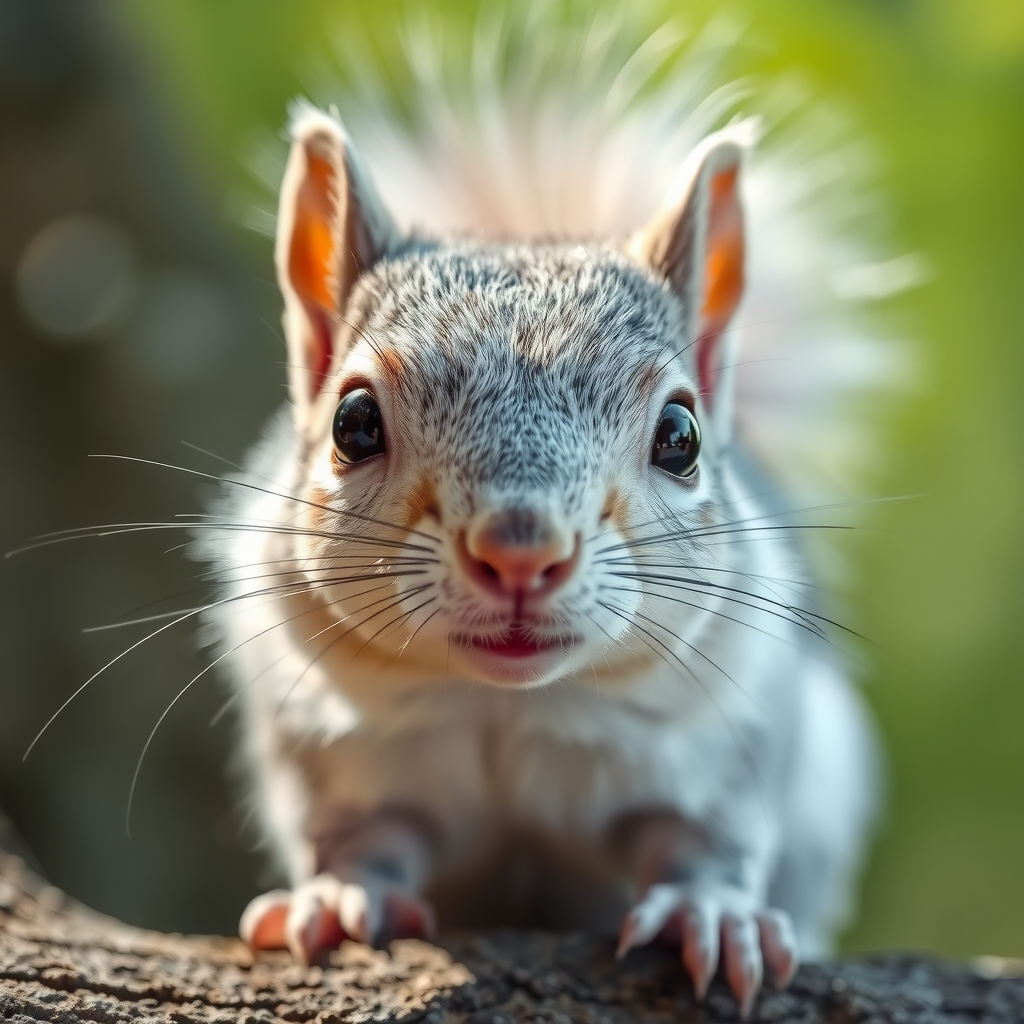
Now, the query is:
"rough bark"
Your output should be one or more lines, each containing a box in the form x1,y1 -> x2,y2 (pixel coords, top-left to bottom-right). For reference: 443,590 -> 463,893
1,851 -> 1022,1023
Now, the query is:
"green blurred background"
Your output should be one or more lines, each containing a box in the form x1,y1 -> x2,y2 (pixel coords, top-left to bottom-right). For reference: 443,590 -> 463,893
0,0 -> 1020,958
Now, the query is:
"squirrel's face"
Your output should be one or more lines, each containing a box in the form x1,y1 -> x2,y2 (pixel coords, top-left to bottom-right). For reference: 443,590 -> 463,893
290,243 -> 718,688
273,110 -> 749,690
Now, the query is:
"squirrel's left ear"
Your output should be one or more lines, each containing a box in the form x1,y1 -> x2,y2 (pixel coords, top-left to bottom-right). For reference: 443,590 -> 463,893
275,105 -> 399,421
628,120 -> 757,425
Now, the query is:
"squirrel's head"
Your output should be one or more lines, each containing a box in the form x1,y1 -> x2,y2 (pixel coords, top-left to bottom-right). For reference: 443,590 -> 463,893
274,106 -> 752,690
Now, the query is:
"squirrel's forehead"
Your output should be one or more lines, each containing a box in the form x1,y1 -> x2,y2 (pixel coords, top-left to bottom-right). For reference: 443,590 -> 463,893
360,243 -> 682,372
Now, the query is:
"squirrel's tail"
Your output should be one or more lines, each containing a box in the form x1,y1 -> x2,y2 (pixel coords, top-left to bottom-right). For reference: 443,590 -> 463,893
259,3 -> 918,514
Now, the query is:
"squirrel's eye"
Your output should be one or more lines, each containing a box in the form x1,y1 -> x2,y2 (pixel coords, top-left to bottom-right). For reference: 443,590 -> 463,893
651,402 -> 701,478
332,388 -> 385,464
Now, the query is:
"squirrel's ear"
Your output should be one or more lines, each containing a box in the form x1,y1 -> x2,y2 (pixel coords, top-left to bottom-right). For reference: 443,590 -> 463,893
628,120 -> 756,418
275,105 -> 398,417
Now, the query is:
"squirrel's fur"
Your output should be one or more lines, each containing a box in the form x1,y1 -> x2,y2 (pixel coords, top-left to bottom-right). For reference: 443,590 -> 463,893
204,8 -> 901,1011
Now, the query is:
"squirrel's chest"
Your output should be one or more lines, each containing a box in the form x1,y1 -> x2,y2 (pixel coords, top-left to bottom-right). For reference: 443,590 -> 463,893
296,688 -> 741,844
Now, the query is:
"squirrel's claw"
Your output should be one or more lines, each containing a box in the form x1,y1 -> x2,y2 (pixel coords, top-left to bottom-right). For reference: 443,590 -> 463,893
757,909 -> 799,989
240,889 -> 291,950
680,902 -> 720,1001
617,884 -> 798,1018
240,874 -> 434,963
722,914 -> 763,1018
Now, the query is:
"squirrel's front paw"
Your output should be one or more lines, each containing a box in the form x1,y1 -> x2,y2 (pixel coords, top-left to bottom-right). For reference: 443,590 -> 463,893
617,883 -> 797,1018
240,874 -> 435,964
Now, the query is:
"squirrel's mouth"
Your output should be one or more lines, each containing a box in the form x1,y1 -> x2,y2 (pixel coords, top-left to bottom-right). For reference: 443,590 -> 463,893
452,624 -> 579,660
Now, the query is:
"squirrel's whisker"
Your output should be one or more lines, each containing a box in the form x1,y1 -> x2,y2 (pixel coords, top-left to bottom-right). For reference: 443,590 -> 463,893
598,599 -> 772,816
602,559 -> 818,591
6,521 -> 437,558
127,577 -> 429,837
208,577 -> 410,726
604,569 -> 843,638
352,594 -> 438,662
605,573 -> 833,642
26,570 -> 426,758
631,606 -> 769,716
94,554 -> 434,626
395,605 -> 443,659
598,599 -> 770,788
85,570 -> 430,632
272,585 -> 435,720
594,493 -> 916,560
604,582 -> 811,654
87,453 -> 440,542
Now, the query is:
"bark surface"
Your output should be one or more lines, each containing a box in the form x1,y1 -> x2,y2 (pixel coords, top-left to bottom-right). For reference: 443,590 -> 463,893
1,851 -> 1022,1024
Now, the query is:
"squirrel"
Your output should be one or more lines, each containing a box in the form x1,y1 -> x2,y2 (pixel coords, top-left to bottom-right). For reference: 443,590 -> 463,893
200,20 -> 887,1019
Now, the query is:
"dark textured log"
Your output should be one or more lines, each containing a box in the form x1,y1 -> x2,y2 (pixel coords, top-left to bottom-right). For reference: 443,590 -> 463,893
2,851 -> 1023,1023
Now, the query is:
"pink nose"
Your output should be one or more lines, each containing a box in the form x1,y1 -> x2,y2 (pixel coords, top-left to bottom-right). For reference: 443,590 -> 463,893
459,509 -> 579,598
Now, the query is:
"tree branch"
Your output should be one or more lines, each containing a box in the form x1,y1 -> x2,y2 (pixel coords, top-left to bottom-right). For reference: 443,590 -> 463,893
1,850 -> 1021,1023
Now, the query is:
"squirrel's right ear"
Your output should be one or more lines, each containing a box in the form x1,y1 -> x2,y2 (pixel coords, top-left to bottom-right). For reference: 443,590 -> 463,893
275,105 -> 398,418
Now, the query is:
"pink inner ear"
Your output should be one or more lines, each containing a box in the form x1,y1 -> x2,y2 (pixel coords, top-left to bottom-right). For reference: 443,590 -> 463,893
306,304 -> 333,398
288,145 -> 341,401
696,166 -> 745,409
696,330 -> 721,405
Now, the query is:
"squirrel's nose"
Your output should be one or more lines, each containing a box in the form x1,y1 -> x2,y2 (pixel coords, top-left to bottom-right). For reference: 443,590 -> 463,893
459,508 -> 580,598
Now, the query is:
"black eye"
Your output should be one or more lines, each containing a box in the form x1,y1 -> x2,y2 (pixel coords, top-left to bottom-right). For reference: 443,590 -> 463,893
651,402 -> 701,478
332,388 -> 385,464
